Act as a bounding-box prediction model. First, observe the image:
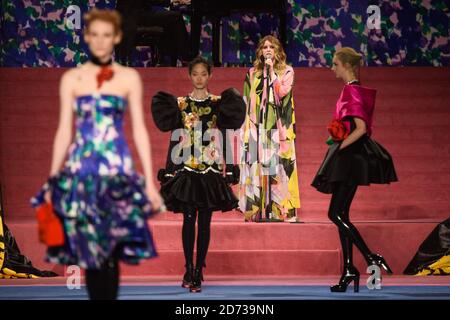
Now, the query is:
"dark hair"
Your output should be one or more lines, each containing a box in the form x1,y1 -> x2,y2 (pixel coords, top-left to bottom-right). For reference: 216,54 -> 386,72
188,56 -> 212,75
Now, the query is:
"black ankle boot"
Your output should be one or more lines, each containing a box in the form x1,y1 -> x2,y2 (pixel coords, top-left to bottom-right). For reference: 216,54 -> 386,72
330,266 -> 360,293
182,264 -> 194,288
368,253 -> 393,274
189,267 -> 202,293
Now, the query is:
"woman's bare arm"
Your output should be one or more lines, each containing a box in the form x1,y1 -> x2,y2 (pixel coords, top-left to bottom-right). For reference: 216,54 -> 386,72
127,69 -> 163,210
49,71 -> 74,176
339,117 -> 367,150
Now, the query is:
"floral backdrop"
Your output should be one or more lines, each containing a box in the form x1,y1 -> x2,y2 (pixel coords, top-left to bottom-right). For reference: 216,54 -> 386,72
1,0 -> 449,67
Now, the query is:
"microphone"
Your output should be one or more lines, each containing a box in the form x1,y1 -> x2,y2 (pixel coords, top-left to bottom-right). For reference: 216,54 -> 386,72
264,53 -> 272,80
264,52 -> 272,68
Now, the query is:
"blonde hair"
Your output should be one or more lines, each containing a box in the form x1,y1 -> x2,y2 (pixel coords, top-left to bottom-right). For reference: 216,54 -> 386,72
84,8 -> 122,36
253,35 -> 287,76
334,47 -> 364,71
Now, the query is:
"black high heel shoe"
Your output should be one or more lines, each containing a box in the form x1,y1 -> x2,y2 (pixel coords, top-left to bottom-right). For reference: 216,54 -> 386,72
330,266 -> 360,293
189,267 -> 202,293
368,254 -> 393,274
181,264 -> 194,288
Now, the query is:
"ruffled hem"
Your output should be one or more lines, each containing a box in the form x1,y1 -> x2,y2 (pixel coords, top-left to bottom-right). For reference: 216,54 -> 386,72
160,169 -> 238,213
311,137 -> 398,194
44,241 -> 157,270
30,168 -> 157,269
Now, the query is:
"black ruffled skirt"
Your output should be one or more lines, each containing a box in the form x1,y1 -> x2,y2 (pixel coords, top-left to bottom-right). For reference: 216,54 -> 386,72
311,136 -> 398,194
160,170 -> 238,213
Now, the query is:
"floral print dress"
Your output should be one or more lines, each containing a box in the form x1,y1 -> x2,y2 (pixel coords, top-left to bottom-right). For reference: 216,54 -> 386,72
238,66 -> 301,221
31,94 -> 157,270
151,89 -> 246,214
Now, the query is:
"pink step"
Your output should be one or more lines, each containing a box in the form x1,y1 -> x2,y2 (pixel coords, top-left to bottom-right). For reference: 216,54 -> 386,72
120,250 -> 340,276
6,219 -> 439,276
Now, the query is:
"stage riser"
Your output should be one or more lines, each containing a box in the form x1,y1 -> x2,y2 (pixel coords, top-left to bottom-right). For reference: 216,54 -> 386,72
7,221 -> 437,276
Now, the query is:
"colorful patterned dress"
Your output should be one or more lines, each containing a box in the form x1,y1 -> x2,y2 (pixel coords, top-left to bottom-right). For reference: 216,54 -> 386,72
238,66 -> 301,221
151,89 -> 245,213
31,94 -> 157,270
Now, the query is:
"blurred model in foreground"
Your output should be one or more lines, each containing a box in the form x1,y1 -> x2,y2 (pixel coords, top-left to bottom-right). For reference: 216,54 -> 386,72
31,9 -> 163,300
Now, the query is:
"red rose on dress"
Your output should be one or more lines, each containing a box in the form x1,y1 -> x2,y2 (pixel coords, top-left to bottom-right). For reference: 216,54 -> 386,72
97,66 -> 114,89
327,119 -> 349,141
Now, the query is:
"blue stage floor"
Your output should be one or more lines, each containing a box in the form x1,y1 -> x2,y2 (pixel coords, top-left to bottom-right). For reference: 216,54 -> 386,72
1,285 -> 450,300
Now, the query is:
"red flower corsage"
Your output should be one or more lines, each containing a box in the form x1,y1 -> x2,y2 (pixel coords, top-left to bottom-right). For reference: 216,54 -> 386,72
327,119 -> 349,141
96,66 -> 114,89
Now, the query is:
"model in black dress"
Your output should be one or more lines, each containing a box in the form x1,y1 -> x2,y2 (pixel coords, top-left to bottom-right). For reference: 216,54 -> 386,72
151,57 -> 245,292
312,48 -> 398,293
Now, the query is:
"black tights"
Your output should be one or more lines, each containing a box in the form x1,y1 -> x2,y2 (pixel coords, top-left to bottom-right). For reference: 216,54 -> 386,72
328,183 -> 373,269
85,253 -> 120,300
182,209 -> 213,268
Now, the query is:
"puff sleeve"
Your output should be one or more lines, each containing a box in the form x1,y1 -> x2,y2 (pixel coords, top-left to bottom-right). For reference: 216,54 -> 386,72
151,91 -> 182,132
216,88 -> 246,129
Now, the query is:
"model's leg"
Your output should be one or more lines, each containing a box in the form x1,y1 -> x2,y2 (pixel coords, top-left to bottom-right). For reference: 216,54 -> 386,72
181,210 -> 197,288
328,183 -> 372,261
339,187 -> 357,269
85,268 -> 103,300
329,182 -> 393,274
104,249 -> 120,300
328,182 -> 393,292
328,183 -> 360,292
196,209 -> 213,270
190,209 -> 212,293
85,254 -> 120,300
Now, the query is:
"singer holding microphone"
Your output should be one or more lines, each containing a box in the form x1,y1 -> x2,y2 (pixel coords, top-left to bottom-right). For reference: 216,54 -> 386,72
238,35 -> 300,222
